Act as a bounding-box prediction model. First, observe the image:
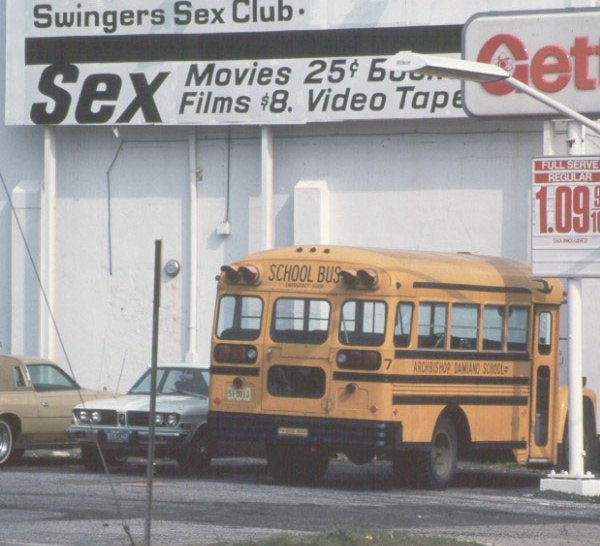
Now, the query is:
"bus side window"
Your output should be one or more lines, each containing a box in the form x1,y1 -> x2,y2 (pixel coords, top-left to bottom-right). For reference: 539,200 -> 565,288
451,304 -> 479,350
417,302 -> 447,349
507,306 -> 530,352
394,302 -> 413,347
537,311 -> 552,356
483,305 -> 504,351
339,300 -> 386,347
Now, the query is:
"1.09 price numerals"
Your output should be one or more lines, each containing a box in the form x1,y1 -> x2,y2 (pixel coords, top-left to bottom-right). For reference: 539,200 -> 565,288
535,184 -> 600,234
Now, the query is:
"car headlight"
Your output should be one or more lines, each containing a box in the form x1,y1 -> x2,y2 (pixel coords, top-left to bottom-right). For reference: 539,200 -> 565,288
78,410 -> 89,423
91,411 -> 102,424
166,413 -> 179,427
155,414 -> 164,426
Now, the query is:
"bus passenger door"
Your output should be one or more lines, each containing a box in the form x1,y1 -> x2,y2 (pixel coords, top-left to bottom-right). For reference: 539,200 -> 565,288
528,306 -> 558,463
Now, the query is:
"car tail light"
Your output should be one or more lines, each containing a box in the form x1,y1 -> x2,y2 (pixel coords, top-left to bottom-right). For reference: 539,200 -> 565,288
214,343 -> 258,364
336,350 -> 381,370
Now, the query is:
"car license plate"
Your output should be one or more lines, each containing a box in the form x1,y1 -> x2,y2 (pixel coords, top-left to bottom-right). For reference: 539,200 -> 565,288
278,427 -> 308,438
106,430 -> 129,443
226,386 -> 252,401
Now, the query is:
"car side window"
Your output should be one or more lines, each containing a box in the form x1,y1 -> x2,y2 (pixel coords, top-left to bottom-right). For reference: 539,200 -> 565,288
26,364 -> 79,392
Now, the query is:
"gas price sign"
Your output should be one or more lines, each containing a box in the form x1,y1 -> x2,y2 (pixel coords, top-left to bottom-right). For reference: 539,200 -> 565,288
532,156 -> 600,277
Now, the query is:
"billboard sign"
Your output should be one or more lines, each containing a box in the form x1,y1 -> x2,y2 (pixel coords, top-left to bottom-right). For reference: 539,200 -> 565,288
5,1 -> 465,126
532,156 -> 600,277
463,9 -> 600,117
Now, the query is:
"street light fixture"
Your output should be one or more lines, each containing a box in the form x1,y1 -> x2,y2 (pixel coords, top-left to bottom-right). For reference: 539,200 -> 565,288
384,51 -> 600,136
386,49 -> 600,491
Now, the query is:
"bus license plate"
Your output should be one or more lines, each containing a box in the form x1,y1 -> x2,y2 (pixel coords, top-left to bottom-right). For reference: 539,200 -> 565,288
106,430 -> 129,443
278,427 -> 308,438
227,387 -> 252,401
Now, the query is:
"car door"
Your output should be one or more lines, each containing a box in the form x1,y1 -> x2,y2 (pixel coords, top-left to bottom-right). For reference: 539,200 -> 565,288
25,363 -> 83,443
0,363 -> 39,444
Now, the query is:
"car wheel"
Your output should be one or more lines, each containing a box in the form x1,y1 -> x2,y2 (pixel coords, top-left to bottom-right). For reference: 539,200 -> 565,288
80,443 -> 103,472
0,419 -> 15,467
177,429 -> 212,475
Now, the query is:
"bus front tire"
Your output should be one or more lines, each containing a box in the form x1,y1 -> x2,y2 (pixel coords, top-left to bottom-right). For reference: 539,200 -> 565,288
558,411 -> 599,473
267,443 -> 329,485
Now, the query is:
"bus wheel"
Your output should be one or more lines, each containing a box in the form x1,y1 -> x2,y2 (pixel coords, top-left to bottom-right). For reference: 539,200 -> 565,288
267,443 -> 329,485
558,411 -> 599,473
417,416 -> 458,490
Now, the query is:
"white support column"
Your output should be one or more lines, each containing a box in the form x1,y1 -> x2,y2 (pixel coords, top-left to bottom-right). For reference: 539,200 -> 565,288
10,181 -> 41,355
566,121 -> 585,478
541,121 -> 600,496
293,179 -> 330,245
185,131 -> 199,363
261,126 -> 274,250
567,276 -> 585,476
40,126 -> 57,359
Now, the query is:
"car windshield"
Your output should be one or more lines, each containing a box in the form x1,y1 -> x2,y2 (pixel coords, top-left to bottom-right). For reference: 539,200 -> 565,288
128,367 -> 209,397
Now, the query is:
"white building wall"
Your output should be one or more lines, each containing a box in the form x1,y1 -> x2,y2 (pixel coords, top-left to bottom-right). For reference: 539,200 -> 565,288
0,1 -> 599,408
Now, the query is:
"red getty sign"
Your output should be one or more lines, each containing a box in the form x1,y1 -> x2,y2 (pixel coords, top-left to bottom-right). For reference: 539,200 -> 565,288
464,9 -> 600,116
477,35 -> 599,96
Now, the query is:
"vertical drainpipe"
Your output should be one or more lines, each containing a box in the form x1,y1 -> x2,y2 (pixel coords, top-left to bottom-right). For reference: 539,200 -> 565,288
186,130 -> 198,363
40,126 -> 56,359
261,126 -> 274,249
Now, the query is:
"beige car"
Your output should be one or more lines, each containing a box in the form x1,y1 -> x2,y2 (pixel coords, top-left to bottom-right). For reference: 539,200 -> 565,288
0,355 -> 114,466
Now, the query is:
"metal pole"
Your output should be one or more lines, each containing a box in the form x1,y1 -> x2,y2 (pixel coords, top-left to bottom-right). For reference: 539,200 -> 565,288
145,239 -> 162,546
566,121 -> 586,476
507,77 -> 600,136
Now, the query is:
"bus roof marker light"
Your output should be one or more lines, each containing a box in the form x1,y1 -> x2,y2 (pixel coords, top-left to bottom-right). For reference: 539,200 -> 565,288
340,268 -> 379,289
220,264 -> 239,283
239,264 -> 261,285
357,269 -> 379,288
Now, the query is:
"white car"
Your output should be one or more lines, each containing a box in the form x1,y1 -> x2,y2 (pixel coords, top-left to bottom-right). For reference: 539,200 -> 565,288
67,364 -> 211,474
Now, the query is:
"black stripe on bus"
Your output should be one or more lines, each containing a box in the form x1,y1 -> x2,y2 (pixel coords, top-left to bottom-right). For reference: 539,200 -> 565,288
472,441 -> 527,450
412,281 -> 531,294
333,371 -> 529,386
393,395 -> 528,406
394,350 -> 531,361
25,25 -> 462,65
210,366 -> 259,377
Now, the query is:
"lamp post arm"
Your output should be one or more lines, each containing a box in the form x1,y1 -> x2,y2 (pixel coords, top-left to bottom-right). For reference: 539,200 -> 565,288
506,76 -> 600,136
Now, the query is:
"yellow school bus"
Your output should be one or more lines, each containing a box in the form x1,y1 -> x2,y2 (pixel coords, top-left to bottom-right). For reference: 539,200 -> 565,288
207,245 -> 598,488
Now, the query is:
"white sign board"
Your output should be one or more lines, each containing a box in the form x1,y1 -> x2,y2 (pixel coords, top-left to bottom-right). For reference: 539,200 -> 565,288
5,0 -> 465,126
463,8 -> 600,117
532,156 -> 600,277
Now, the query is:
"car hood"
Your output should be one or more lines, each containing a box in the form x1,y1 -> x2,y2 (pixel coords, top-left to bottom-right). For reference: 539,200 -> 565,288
74,394 -> 208,413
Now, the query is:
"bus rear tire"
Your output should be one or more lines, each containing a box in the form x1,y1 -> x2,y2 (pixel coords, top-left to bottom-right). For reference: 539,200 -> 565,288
267,443 -> 329,485
417,416 -> 458,490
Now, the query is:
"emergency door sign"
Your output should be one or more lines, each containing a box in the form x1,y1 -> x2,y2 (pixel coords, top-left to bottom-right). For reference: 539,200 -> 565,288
532,156 -> 600,277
